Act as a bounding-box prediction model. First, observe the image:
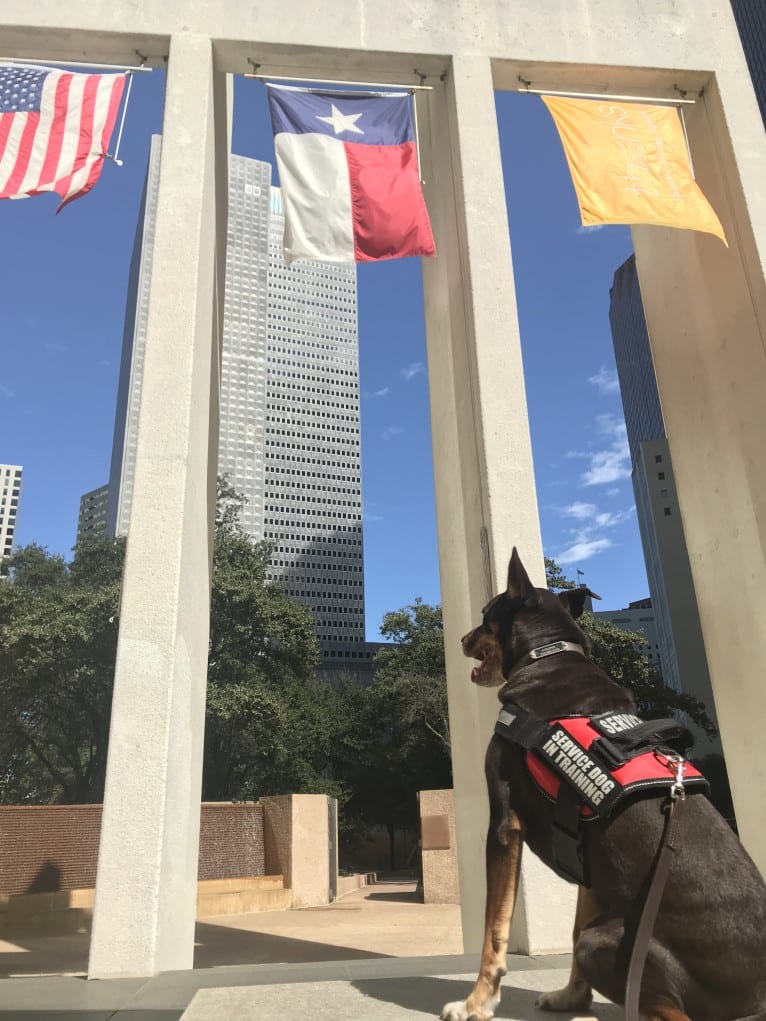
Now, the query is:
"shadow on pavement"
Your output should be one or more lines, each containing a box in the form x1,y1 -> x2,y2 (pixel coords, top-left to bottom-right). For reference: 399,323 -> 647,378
0,924 -> 390,979
194,923 -> 390,969
364,889 -> 421,904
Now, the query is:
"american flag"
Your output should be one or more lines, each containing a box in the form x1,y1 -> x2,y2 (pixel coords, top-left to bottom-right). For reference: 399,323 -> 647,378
0,65 -> 125,209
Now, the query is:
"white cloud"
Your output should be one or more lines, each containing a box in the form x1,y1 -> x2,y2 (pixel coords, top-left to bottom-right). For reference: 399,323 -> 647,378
556,537 -> 613,564
401,362 -> 425,381
363,511 -> 384,522
382,425 -> 405,440
588,365 -> 620,395
561,501 -> 598,521
0,383 -> 14,399
552,497 -> 635,567
581,415 -> 631,486
43,341 -> 69,352
576,224 -> 606,235
364,386 -> 390,399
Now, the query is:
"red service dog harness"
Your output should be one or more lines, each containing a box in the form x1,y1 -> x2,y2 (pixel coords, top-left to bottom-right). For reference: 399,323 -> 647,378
494,704 -> 709,886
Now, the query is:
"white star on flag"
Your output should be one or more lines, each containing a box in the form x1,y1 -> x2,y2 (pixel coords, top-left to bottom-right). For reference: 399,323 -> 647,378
316,104 -> 364,135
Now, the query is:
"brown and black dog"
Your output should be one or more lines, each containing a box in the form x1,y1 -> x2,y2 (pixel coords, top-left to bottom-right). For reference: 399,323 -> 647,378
441,548 -> 766,1021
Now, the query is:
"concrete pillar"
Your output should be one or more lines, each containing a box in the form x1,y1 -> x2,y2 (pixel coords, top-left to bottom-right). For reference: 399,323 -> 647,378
631,83 -> 766,874
88,34 -> 227,979
262,795 -> 332,908
420,55 -> 576,955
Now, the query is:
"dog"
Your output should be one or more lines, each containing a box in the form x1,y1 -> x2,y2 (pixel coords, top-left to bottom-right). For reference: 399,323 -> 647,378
441,548 -> 766,1021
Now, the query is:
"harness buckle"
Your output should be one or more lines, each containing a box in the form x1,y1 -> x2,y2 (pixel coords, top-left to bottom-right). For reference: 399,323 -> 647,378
657,751 -> 687,801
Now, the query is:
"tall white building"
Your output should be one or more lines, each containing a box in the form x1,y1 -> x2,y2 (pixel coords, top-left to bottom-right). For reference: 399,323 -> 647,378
0,464 -> 22,563
609,255 -> 718,748
106,135 -> 162,540
109,141 -> 367,664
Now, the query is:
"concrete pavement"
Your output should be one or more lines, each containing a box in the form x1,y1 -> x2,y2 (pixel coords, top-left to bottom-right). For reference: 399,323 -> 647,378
0,877 -> 621,1020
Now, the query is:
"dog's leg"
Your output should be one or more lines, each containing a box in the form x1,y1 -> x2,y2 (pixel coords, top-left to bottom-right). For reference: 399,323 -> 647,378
536,885 -> 597,1012
441,780 -> 524,1021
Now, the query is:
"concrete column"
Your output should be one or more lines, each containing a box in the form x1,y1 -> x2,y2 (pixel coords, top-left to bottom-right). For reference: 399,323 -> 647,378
88,35 -> 227,978
261,795 -> 331,908
420,55 -> 575,955
632,82 -> 766,874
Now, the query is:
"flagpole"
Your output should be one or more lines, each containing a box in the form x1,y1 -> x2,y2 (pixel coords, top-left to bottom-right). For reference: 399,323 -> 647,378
678,106 -> 696,179
108,71 -> 136,167
246,70 -> 432,92
412,92 -> 425,184
518,85 -> 695,105
0,58 -> 153,73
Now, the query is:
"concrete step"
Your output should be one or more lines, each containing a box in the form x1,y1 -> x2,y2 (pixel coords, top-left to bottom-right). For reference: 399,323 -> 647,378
0,875 -> 291,936
196,876 -> 291,916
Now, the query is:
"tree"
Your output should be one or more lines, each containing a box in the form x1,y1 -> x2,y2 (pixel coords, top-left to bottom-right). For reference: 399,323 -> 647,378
342,601 -> 453,868
0,480 -> 324,806
0,537 -> 124,803
544,557 -> 575,591
200,478 -> 321,800
375,600 -> 451,752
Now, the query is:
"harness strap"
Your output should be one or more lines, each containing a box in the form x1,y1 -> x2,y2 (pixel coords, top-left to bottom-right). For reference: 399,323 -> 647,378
496,706 -> 550,749
624,795 -> 686,1021
551,784 -> 587,884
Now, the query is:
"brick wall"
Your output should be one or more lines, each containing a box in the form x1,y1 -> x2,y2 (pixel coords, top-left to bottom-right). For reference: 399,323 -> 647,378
198,803 -> 265,880
0,805 -> 102,895
0,802 -> 266,895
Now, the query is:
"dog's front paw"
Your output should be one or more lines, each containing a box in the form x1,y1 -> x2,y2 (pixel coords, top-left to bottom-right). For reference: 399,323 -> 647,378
535,980 -> 593,1012
440,1000 -> 496,1021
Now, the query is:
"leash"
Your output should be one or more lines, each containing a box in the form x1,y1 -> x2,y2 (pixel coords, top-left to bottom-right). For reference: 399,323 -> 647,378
624,756 -> 687,1021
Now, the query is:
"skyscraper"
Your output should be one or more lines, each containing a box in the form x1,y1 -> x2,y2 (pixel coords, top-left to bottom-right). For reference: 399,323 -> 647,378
76,484 -> 109,545
730,0 -> 766,128
109,140 -> 367,667
106,134 -> 162,540
609,255 -> 718,746
222,157 -> 365,657
0,464 -> 22,563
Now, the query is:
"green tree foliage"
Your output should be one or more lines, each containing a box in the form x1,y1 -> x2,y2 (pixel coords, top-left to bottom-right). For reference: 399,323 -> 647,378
338,601 -> 453,867
204,479 -> 320,800
0,481 -> 326,806
0,537 -> 124,804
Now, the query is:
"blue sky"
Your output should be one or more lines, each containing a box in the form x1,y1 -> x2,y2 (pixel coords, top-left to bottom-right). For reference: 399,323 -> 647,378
0,68 -> 648,639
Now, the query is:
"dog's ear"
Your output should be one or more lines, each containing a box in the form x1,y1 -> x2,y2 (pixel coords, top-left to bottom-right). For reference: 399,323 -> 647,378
507,548 -> 540,605
558,586 -> 601,619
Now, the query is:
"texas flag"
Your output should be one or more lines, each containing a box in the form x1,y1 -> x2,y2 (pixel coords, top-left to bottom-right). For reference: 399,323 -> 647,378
267,84 -> 435,264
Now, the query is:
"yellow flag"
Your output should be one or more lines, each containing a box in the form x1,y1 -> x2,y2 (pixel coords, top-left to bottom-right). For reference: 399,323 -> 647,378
542,96 -> 727,245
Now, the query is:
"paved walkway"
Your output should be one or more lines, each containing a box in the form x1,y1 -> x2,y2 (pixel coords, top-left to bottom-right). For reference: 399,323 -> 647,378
0,878 -> 621,1021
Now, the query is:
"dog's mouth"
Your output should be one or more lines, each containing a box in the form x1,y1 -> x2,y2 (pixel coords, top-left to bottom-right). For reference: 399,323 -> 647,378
469,644 -> 502,686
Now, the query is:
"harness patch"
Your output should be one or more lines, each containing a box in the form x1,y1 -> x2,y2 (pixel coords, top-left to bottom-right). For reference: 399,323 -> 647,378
539,727 -> 617,810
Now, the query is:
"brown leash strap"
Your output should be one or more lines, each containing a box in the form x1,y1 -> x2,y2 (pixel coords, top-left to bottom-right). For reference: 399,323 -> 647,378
624,794 -> 686,1021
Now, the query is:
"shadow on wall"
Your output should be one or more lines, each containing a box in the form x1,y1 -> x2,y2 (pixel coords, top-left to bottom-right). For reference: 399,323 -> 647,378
25,861 -> 62,894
